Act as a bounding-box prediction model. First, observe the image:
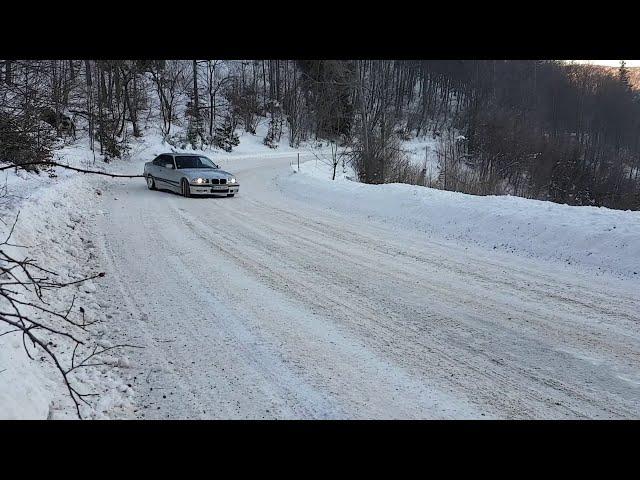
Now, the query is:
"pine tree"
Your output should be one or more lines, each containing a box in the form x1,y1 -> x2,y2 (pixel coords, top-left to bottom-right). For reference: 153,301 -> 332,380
618,60 -> 631,91
263,99 -> 283,149
213,115 -> 240,152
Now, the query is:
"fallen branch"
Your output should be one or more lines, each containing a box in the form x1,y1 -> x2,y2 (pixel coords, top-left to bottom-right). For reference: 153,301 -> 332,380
0,161 -> 143,178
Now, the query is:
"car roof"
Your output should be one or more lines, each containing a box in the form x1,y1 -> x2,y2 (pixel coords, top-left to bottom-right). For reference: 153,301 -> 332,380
161,152 -> 208,156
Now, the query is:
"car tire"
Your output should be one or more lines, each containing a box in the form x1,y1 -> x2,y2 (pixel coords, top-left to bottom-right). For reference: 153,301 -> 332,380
146,175 -> 156,190
181,178 -> 191,198
227,194 -> 235,197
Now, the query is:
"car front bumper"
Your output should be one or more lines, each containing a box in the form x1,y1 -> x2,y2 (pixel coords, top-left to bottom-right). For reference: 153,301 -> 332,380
189,184 -> 239,195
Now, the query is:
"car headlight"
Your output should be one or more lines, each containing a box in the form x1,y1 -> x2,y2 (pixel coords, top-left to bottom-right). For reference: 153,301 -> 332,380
194,178 -> 204,184
229,177 -> 236,183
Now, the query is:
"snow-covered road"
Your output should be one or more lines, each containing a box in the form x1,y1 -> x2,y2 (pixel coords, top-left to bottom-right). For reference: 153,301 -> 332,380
93,154 -> 640,419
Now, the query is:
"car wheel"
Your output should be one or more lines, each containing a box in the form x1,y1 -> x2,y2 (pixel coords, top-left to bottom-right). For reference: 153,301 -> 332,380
227,194 -> 235,197
181,178 -> 191,198
146,175 -> 156,190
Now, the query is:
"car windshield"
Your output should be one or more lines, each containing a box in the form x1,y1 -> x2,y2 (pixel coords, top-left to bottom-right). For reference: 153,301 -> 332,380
174,155 -> 218,170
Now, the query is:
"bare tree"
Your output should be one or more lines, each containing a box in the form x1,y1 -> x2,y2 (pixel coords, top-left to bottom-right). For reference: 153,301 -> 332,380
147,60 -> 185,139
203,60 -> 229,139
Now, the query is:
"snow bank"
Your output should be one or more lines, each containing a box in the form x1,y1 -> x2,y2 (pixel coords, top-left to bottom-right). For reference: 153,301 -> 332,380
0,138 -> 135,419
281,162 -> 640,279
0,336 -> 57,419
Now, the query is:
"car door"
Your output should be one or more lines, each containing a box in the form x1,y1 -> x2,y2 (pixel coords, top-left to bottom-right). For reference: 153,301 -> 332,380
164,155 -> 180,191
150,156 -> 165,186
154,154 -> 174,190
150,155 -> 163,178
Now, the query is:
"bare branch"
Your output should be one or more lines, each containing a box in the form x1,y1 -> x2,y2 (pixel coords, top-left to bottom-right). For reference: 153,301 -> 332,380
0,161 -> 143,178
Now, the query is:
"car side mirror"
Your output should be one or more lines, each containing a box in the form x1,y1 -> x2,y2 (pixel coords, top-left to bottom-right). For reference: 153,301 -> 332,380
165,163 -> 174,169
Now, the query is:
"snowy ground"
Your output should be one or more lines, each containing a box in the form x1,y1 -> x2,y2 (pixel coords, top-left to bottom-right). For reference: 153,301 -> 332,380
0,125 -> 326,419
2,127 -> 639,419
401,134 -> 440,179
0,138 -> 137,419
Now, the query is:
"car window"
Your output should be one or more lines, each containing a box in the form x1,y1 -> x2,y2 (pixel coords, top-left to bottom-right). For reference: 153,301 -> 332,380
174,155 -> 218,170
158,155 -> 173,168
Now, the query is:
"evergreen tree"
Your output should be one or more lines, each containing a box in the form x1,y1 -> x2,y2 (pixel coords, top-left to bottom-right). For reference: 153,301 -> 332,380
618,60 -> 631,91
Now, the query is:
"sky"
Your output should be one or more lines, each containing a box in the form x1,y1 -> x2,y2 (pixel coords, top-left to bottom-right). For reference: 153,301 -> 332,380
571,60 -> 640,67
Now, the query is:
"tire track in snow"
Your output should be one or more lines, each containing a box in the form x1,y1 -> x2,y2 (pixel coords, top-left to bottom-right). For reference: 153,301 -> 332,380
171,189 -> 640,418
92,157 -> 640,419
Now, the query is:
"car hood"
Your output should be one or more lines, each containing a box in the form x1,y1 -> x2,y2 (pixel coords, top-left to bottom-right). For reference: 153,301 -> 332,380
178,168 -> 235,179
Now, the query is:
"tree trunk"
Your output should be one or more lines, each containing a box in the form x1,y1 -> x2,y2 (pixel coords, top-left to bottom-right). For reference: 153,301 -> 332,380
4,60 -> 12,85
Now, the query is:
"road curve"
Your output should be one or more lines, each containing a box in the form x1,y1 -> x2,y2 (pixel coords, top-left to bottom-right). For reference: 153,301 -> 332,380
93,154 -> 640,419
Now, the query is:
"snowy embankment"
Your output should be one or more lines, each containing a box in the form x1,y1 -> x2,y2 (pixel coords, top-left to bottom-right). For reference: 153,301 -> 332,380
281,162 -> 640,280
0,139 -> 137,419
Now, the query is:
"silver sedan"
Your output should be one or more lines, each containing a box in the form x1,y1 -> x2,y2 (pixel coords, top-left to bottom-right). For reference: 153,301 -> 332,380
144,153 -> 239,197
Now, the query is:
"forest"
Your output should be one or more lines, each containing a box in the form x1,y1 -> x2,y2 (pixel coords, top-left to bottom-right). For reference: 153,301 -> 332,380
1,59 -> 639,210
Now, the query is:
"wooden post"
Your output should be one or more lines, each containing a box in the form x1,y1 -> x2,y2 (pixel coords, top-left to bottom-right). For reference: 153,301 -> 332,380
297,153 -> 300,171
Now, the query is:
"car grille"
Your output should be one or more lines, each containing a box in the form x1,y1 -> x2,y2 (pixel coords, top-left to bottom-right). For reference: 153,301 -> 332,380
211,178 -> 219,185
220,179 -> 227,185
